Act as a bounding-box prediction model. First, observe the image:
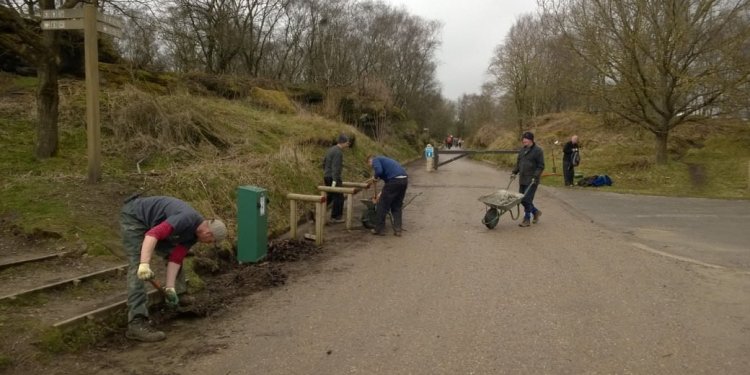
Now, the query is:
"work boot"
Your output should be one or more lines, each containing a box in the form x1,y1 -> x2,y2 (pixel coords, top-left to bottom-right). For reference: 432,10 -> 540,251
329,217 -> 345,224
126,316 -> 166,342
532,210 -> 542,224
518,219 -> 531,227
393,230 -> 402,237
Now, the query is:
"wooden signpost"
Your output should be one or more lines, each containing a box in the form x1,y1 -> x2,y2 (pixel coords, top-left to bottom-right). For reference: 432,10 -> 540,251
41,5 -> 123,183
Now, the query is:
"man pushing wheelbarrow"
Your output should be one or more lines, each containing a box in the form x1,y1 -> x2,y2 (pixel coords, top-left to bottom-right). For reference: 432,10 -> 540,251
479,131 -> 544,229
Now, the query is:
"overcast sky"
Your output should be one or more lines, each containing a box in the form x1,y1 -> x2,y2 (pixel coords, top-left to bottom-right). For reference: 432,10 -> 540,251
382,0 -> 539,100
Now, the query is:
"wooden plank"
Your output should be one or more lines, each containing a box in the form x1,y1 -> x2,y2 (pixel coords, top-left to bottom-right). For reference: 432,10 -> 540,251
317,186 -> 358,194
315,202 -> 324,245
97,22 -> 123,38
0,251 -> 67,270
342,181 -> 371,188
438,149 -> 518,155
96,13 -> 124,29
286,193 -> 325,202
84,4 -> 102,183
346,194 -> 354,230
53,289 -> 160,329
290,199 -> 298,240
41,18 -> 84,30
0,264 -> 127,301
41,8 -> 84,19
320,190 -> 327,227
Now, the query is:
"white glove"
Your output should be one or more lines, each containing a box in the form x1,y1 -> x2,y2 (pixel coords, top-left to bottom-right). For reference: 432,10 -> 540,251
137,263 -> 155,280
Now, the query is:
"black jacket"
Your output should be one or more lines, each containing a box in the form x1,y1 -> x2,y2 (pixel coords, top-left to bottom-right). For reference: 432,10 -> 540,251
563,141 -> 579,165
512,143 -> 545,185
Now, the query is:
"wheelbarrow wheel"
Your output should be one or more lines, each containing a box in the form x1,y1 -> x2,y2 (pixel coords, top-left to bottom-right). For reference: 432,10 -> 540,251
482,208 -> 500,229
360,199 -> 378,229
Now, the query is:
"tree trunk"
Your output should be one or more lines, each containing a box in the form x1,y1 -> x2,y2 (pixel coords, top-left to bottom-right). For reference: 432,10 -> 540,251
654,131 -> 669,165
34,28 -> 60,159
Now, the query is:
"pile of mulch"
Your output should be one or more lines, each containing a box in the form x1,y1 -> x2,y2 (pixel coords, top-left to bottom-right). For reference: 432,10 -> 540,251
161,239 -> 322,318
265,239 -> 321,262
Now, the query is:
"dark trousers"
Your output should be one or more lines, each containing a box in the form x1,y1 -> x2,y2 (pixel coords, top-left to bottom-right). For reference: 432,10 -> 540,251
375,178 -> 408,233
324,177 -> 344,219
519,183 -> 538,218
120,201 -> 186,323
563,159 -> 575,186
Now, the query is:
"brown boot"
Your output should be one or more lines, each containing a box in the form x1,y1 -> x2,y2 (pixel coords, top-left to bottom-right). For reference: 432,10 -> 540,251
519,219 -> 531,227
126,316 -> 166,342
532,210 -> 542,224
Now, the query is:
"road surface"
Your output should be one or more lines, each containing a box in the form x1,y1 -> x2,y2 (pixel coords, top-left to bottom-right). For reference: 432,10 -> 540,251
81,157 -> 749,375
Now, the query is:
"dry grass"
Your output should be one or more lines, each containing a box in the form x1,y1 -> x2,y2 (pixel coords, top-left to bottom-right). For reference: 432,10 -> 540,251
1,75 -> 417,251
249,87 -> 296,114
476,112 -> 750,199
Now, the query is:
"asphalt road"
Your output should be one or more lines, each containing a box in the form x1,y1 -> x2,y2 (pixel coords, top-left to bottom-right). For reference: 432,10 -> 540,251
545,187 -> 750,270
174,158 -> 750,374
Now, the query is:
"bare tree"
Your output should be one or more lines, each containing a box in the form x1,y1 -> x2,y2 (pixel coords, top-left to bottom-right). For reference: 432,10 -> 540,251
0,0 -> 88,158
488,14 -> 544,137
118,9 -> 162,70
541,0 -> 750,164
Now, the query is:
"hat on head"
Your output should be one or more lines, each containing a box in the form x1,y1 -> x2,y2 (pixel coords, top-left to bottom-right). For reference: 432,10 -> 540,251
207,219 -> 227,242
337,134 -> 349,144
522,131 -> 534,141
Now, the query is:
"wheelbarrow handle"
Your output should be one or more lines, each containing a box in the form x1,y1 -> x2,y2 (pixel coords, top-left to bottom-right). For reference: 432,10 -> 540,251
506,173 -> 516,190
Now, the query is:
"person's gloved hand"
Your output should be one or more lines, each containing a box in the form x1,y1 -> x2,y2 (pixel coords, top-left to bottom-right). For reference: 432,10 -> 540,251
137,263 -> 154,280
164,287 -> 179,308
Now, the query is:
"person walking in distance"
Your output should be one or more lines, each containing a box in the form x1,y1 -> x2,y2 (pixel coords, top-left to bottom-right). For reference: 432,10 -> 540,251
562,135 -> 580,187
323,134 -> 350,223
368,155 -> 408,236
120,195 -> 227,342
512,132 -> 545,227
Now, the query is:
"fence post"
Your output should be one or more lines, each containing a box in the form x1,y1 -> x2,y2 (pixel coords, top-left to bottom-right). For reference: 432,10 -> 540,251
290,199 -> 298,240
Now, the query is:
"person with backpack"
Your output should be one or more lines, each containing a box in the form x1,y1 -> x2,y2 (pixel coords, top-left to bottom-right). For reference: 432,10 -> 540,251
511,131 -> 545,227
323,134 -> 350,223
562,135 -> 580,187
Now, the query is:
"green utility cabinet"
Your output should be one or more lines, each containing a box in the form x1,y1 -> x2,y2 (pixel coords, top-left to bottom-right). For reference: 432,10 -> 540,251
236,186 -> 268,263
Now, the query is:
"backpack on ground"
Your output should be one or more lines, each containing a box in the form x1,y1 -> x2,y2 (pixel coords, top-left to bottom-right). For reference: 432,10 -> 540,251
578,175 -> 597,187
591,175 -> 612,187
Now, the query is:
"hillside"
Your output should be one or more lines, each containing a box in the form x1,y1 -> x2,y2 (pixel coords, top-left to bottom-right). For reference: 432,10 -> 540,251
0,70 -> 420,254
471,112 -> 750,199
0,70 -> 421,372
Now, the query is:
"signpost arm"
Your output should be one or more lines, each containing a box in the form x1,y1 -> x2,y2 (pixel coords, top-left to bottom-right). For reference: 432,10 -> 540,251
83,4 -> 101,183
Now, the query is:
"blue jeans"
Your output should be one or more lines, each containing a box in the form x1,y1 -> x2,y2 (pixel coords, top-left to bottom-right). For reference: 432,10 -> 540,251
519,183 -> 538,219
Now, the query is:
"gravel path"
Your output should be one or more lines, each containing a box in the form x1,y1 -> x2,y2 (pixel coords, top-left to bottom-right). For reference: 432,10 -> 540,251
176,158 -> 750,374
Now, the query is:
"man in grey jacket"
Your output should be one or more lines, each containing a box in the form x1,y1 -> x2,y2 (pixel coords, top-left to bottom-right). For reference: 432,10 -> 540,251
323,134 -> 350,223
511,131 -> 545,227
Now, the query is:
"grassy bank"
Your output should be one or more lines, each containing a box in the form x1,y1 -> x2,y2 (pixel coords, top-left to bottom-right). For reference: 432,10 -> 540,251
472,112 -> 750,199
0,73 -> 419,257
